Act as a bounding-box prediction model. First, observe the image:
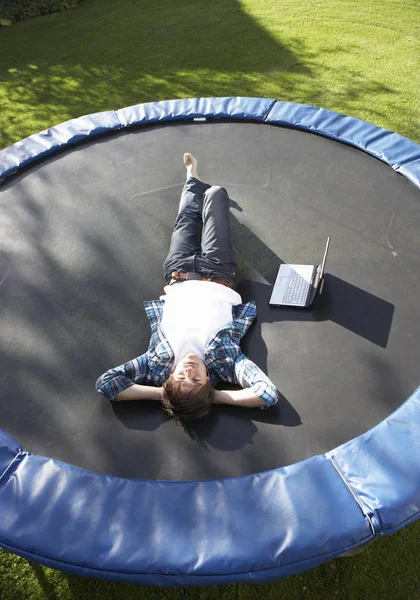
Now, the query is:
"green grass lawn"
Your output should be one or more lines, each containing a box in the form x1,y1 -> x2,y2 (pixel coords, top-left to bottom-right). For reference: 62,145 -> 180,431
0,0 -> 420,598
0,0 -> 419,149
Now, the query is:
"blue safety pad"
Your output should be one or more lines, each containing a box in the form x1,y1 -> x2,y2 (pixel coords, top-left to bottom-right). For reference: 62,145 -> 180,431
0,98 -> 274,183
0,450 -> 371,586
1,97 -> 419,189
0,111 -> 121,182
327,387 -> 420,537
265,102 -> 420,188
0,431 -> 21,477
117,96 -> 275,127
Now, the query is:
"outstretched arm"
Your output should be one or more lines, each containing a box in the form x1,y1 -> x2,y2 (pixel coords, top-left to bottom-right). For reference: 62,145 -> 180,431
114,384 -> 164,401
213,388 -> 266,408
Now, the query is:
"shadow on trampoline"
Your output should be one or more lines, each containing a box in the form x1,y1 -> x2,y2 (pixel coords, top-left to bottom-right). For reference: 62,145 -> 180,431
0,112 -> 416,482
230,210 -> 394,350
111,212 -> 394,451
242,276 -> 394,349
112,387 -> 299,445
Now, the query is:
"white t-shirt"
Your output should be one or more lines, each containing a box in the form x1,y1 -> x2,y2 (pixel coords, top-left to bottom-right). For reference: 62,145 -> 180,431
159,281 -> 242,367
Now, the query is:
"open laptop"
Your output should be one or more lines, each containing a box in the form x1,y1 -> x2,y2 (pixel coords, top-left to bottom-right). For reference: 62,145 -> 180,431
269,238 -> 330,308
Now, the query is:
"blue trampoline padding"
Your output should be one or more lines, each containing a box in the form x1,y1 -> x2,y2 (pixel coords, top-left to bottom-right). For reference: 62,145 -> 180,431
1,97 -> 419,188
0,445 -> 372,585
265,102 -> 420,188
0,98 -> 420,585
0,392 -> 419,584
0,110 -> 121,182
0,431 -> 21,478
117,96 -> 275,128
328,387 -> 420,537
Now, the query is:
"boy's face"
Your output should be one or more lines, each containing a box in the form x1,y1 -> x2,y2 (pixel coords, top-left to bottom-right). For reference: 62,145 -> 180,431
171,353 -> 209,388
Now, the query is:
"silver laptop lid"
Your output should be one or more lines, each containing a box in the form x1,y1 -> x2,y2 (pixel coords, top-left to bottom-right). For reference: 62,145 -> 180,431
312,237 -> 330,289
318,237 -> 330,281
307,237 -> 330,304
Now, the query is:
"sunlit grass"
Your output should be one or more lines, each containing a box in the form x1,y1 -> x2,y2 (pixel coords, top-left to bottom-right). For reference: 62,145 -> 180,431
0,0 -> 419,150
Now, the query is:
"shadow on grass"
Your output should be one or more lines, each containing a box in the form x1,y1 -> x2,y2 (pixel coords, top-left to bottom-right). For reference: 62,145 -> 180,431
0,0 -> 308,148
1,0 -> 418,149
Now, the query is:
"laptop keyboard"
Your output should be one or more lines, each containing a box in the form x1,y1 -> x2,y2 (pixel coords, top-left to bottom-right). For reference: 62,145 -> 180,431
283,270 -> 309,304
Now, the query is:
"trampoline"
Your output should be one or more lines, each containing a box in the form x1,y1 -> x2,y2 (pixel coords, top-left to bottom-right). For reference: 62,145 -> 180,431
0,97 -> 419,586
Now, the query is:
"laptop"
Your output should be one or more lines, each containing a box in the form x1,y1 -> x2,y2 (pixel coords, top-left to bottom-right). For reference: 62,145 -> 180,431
269,238 -> 330,308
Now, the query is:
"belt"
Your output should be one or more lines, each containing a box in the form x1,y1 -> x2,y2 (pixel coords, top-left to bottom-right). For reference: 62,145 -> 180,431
169,271 -> 234,290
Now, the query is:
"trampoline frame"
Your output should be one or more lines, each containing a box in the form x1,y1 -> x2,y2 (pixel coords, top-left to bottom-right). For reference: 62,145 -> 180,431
0,97 -> 419,586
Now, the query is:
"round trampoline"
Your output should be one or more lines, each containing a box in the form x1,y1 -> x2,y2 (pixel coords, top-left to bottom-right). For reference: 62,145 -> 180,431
0,97 -> 419,586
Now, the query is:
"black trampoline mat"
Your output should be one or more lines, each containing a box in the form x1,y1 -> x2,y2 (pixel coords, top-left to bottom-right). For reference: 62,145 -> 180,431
0,121 -> 419,480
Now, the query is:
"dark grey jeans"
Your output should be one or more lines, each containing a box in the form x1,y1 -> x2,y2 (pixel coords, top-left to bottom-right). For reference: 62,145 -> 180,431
163,177 -> 237,287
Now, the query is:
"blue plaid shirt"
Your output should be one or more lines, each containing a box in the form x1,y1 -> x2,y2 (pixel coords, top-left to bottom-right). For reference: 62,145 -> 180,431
96,298 -> 280,409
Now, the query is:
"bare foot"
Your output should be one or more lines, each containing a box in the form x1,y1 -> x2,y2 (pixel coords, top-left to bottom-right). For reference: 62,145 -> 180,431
183,153 -> 200,180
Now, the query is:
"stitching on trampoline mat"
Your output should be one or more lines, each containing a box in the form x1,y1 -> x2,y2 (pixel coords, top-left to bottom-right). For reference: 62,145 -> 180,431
261,100 -> 277,121
0,451 -> 26,486
328,454 -> 377,536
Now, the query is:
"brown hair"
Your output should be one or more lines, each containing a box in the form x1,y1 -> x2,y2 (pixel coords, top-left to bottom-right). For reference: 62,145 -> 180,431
162,375 -> 215,423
